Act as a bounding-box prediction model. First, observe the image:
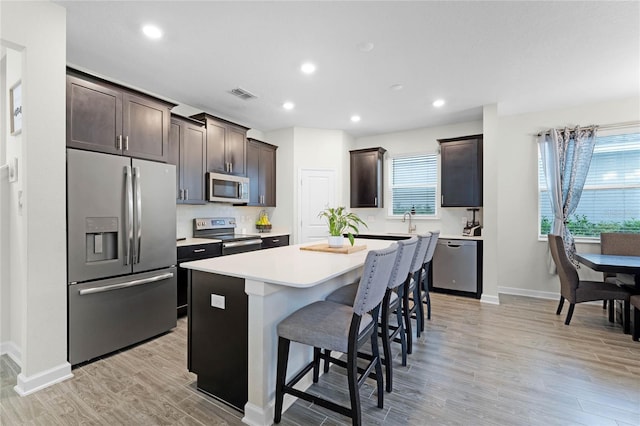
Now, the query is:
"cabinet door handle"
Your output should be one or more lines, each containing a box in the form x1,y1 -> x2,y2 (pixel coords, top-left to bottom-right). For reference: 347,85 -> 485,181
441,195 -> 444,205
179,188 -> 184,200
125,136 -> 129,151
374,196 -> 377,206
193,248 -> 205,253
117,135 -> 123,150
185,189 -> 189,200
272,239 -> 279,243
230,163 -> 233,174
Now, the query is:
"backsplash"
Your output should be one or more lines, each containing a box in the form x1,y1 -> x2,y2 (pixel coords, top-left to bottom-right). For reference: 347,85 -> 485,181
176,204 -> 273,238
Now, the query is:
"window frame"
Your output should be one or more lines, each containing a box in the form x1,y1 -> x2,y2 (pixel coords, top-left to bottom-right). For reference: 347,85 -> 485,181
387,151 -> 440,219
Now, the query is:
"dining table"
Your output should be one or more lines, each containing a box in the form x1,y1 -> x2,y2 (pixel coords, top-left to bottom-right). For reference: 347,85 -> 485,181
575,252 -> 640,334
574,253 -> 640,287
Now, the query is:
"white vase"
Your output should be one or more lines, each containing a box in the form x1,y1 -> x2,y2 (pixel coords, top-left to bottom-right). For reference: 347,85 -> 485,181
327,235 -> 344,248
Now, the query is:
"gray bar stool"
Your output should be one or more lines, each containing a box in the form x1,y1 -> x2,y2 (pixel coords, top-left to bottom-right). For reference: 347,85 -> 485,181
325,236 -> 418,392
417,230 -> 439,327
274,244 -> 399,426
403,232 -> 431,353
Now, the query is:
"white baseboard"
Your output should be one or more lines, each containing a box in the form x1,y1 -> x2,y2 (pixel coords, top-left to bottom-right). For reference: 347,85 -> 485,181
0,341 -> 22,367
498,286 -> 559,300
480,294 -> 500,305
14,362 -> 73,396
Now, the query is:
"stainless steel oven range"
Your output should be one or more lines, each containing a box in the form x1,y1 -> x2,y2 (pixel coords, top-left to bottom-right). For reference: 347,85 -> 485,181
193,217 -> 262,255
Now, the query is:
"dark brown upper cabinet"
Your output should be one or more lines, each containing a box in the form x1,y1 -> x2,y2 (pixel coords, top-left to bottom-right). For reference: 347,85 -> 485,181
169,114 -> 207,204
350,147 -> 386,208
66,69 -> 175,162
439,134 -> 483,207
246,138 -> 277,207
190,113 -> 249,177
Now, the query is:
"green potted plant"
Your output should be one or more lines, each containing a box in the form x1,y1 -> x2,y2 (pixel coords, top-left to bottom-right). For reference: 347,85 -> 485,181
318,206 -> 367,247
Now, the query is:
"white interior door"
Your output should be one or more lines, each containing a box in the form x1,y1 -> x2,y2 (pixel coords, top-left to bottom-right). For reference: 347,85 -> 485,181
299,169 -> 335,243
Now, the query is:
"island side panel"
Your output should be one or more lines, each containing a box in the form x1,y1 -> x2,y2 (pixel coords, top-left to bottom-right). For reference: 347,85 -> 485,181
189,270 -> 248,411
243,269 -> 362,426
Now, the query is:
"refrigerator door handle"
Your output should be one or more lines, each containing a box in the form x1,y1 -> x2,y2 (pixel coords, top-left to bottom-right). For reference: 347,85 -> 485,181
133,166 -> 142,264
124,166 -> 133,265
78,272 -> 175,296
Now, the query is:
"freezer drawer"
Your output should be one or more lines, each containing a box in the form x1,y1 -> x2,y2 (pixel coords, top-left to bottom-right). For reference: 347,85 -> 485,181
68,267 -> 177,365
432,239 -> 482,298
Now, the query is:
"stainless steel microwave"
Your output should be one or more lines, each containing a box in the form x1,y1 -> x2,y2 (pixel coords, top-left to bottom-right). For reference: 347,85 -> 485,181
206,172 -> 250,203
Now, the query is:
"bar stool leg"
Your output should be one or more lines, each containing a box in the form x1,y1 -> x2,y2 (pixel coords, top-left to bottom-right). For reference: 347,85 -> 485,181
403,279 -> 413,354
370,323 -> 384,408
274,337 -> 290,423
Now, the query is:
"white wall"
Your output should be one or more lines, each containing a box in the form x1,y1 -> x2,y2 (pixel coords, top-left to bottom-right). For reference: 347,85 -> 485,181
494,96 -> 640,298
352,120 -> 483,235
1,1 -> 71,394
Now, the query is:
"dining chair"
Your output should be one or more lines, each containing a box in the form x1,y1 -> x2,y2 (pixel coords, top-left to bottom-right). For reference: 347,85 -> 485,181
325,236 -> 418,392
274,244 -> 398,426
631,295 -> 640,342
548,234 -> 630,326
600,233 -> 640,318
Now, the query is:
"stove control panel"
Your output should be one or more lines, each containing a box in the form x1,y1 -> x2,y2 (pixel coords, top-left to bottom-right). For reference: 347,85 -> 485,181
194,217 -> 236,231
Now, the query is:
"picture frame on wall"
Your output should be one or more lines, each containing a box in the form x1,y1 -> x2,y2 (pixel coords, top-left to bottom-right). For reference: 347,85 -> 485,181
10,80 -> 22,135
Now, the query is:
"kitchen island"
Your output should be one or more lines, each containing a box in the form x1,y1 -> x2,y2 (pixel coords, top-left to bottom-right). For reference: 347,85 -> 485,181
181,238 -> 394,426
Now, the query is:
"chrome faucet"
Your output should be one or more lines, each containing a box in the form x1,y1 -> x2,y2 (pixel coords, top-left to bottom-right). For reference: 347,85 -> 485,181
402,211 -> 416,234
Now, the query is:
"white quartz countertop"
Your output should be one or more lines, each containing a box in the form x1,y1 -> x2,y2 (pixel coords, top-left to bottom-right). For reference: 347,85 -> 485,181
355,232 -> 483,241
180,238 -> 395,288
176,237 -> 222,247
254,230 -> 290,238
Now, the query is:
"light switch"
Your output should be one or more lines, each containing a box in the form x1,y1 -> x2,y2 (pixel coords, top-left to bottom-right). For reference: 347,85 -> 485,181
211,294 -> 225,309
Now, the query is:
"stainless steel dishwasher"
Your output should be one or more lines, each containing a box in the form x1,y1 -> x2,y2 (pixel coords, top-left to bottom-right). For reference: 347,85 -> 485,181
431,239 -> 482,298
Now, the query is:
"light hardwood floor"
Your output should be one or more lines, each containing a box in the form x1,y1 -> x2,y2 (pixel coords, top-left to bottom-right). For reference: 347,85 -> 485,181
1,294 -> 639,425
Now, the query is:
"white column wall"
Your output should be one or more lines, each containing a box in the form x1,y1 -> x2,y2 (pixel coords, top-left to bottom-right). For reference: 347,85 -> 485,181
1,1 -> 71,394
481,104 -> 499,303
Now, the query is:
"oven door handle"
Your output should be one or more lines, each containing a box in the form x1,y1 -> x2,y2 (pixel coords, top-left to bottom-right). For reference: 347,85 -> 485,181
222,239 -> 262,249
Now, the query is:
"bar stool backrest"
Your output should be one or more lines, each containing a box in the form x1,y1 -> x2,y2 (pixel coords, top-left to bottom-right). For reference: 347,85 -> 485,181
388,237 -> 418,290
352,244 -> 399,316
424,230 -> 440,264
409,233 -> 432,274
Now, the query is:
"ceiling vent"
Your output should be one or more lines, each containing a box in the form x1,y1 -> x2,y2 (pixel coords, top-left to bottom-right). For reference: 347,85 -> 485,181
229,87 -> 258,101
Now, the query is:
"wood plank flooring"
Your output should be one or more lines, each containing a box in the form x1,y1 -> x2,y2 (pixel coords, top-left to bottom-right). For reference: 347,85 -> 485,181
1,294 -> 639,425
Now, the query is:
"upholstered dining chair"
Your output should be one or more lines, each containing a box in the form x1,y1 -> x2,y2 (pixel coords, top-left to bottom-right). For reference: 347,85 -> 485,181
325,236 -> 418,392
548,234 -> 630,326
631,295 -> 640,342
600,233 -> 640,318
274,244 -> 398,426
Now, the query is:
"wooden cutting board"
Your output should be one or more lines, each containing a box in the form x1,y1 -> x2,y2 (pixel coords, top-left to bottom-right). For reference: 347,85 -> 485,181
300,243 -> 366,254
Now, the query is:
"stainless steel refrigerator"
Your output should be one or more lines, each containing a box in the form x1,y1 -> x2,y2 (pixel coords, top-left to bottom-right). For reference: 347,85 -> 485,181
67,148 -> 177,365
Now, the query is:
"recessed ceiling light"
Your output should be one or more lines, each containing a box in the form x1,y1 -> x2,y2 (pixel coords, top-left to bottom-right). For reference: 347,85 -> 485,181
390,84 -> 404,91
351,115 -> 361,123
142,24 -> 163,40
300,62 -> 316,74
432,99 -> 445,108
357,42 -> 374,52
283,102 -> 295,110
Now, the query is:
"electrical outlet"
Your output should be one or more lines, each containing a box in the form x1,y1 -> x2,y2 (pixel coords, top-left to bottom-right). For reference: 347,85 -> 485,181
210,294 -> 225,309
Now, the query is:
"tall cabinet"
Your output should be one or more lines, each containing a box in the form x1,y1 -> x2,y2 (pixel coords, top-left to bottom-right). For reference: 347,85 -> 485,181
66,68 -> 175,162
439,134 -> 483,207
350,147 -> 386,208
246,138 -> 277,207
190,113 -> 248,176
168,114 -> 207,204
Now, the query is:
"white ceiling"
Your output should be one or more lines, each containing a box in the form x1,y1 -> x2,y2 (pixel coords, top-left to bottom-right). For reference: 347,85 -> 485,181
56,1 -> 640,137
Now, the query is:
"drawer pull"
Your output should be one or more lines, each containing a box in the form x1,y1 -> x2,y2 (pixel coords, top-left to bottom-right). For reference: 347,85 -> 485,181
193,248 -> 206,253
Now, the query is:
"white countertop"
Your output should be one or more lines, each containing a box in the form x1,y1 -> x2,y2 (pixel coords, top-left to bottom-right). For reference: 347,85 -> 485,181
181,238 -> 395,288
355,231 -> 483,241
176,237 -> 221,247
254,229 -> 290,238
